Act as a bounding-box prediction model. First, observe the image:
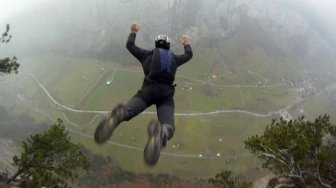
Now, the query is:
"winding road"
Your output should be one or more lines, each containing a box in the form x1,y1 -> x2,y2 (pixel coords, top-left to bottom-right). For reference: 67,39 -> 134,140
19,90 -> 254,160
30,74 -> 301,118
27,73 -> 336,160
27,74 -> 265,160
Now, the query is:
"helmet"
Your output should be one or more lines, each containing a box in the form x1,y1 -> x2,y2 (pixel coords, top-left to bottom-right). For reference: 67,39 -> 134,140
155,34 -> 170,50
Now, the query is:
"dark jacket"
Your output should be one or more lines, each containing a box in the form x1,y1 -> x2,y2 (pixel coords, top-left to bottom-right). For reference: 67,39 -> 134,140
126,32 -> 193,85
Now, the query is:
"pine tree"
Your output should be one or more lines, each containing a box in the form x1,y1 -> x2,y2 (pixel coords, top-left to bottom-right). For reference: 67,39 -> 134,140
1,24 -> 19,75
208,170 -> 252,188
7,119 -> 90,188
245,115 -> 336,188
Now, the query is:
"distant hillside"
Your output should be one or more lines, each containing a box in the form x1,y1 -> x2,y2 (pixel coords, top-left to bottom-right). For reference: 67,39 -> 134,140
5,0 -> 335,81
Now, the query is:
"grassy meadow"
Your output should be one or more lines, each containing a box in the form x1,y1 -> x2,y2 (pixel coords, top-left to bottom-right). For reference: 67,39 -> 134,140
2,50 -> 334,179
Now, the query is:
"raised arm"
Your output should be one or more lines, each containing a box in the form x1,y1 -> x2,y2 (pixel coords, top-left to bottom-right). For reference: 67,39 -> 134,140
126,22 -> 151,62
175,35 -> 193,66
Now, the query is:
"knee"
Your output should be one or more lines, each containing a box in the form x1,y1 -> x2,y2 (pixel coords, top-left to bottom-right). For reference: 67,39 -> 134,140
122,108 -> 132,121
162,123 -> 175,140
112,103 -> 131,122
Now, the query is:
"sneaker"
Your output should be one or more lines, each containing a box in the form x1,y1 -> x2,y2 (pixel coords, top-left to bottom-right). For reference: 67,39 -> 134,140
144,120 -> 162,166
161,125 -> 169,147
94,104 -> 126,144
94,115 -> 115,144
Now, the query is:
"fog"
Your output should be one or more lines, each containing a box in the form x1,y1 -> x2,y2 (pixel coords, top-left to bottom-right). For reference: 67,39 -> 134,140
2,0 -> 336,31
305,0 -> 336,42
0,0 -> 53,22
306,0 -> 336,17
1,0 -> 336,140
1,0 -> 336,55
1,0 -> 336,185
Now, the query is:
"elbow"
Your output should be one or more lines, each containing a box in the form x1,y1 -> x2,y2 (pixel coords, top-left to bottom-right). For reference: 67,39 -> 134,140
126,33 -> 136,50
126,41 -> 133,50
185,45 -> 193,59
188,51 -> 193,60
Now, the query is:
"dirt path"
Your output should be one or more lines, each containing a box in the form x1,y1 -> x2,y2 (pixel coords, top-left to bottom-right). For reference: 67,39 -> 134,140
26,73 -> 336,160
31,73 -> 299,117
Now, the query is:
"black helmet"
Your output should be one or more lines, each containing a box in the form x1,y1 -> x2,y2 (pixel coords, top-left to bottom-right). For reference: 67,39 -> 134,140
155,34 -> 170,50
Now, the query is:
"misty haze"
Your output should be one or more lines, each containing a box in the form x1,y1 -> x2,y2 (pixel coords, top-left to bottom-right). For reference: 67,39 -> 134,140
1,0 -> 336,187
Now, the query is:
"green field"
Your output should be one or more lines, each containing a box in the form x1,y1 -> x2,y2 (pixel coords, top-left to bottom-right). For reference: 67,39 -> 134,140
1,52 -> 335,179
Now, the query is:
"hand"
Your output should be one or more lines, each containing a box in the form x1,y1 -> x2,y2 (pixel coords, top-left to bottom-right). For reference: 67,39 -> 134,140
131,22 -> 139,33
180,35 -> 190,45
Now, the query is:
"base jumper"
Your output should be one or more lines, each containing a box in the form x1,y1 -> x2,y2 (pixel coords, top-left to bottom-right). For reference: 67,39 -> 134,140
94,22 -> 193,166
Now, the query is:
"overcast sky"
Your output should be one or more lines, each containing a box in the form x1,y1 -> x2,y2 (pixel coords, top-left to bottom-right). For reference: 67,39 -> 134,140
306,0 -> 336,18
1,0 -> 336,30
313,1 -> 336,22
1,0 -> 336,19
0,0 -> 54,22
306,0 -> 336,11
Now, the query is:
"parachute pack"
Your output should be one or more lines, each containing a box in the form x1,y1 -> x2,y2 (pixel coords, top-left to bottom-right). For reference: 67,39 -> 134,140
148,48 -> 177,84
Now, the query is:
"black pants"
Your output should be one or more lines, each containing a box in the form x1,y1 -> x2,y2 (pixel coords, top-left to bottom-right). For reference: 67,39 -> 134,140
122,81 -> 175,140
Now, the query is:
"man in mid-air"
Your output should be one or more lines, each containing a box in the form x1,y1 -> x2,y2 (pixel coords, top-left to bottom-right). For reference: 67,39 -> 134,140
94,22 -> 193,166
